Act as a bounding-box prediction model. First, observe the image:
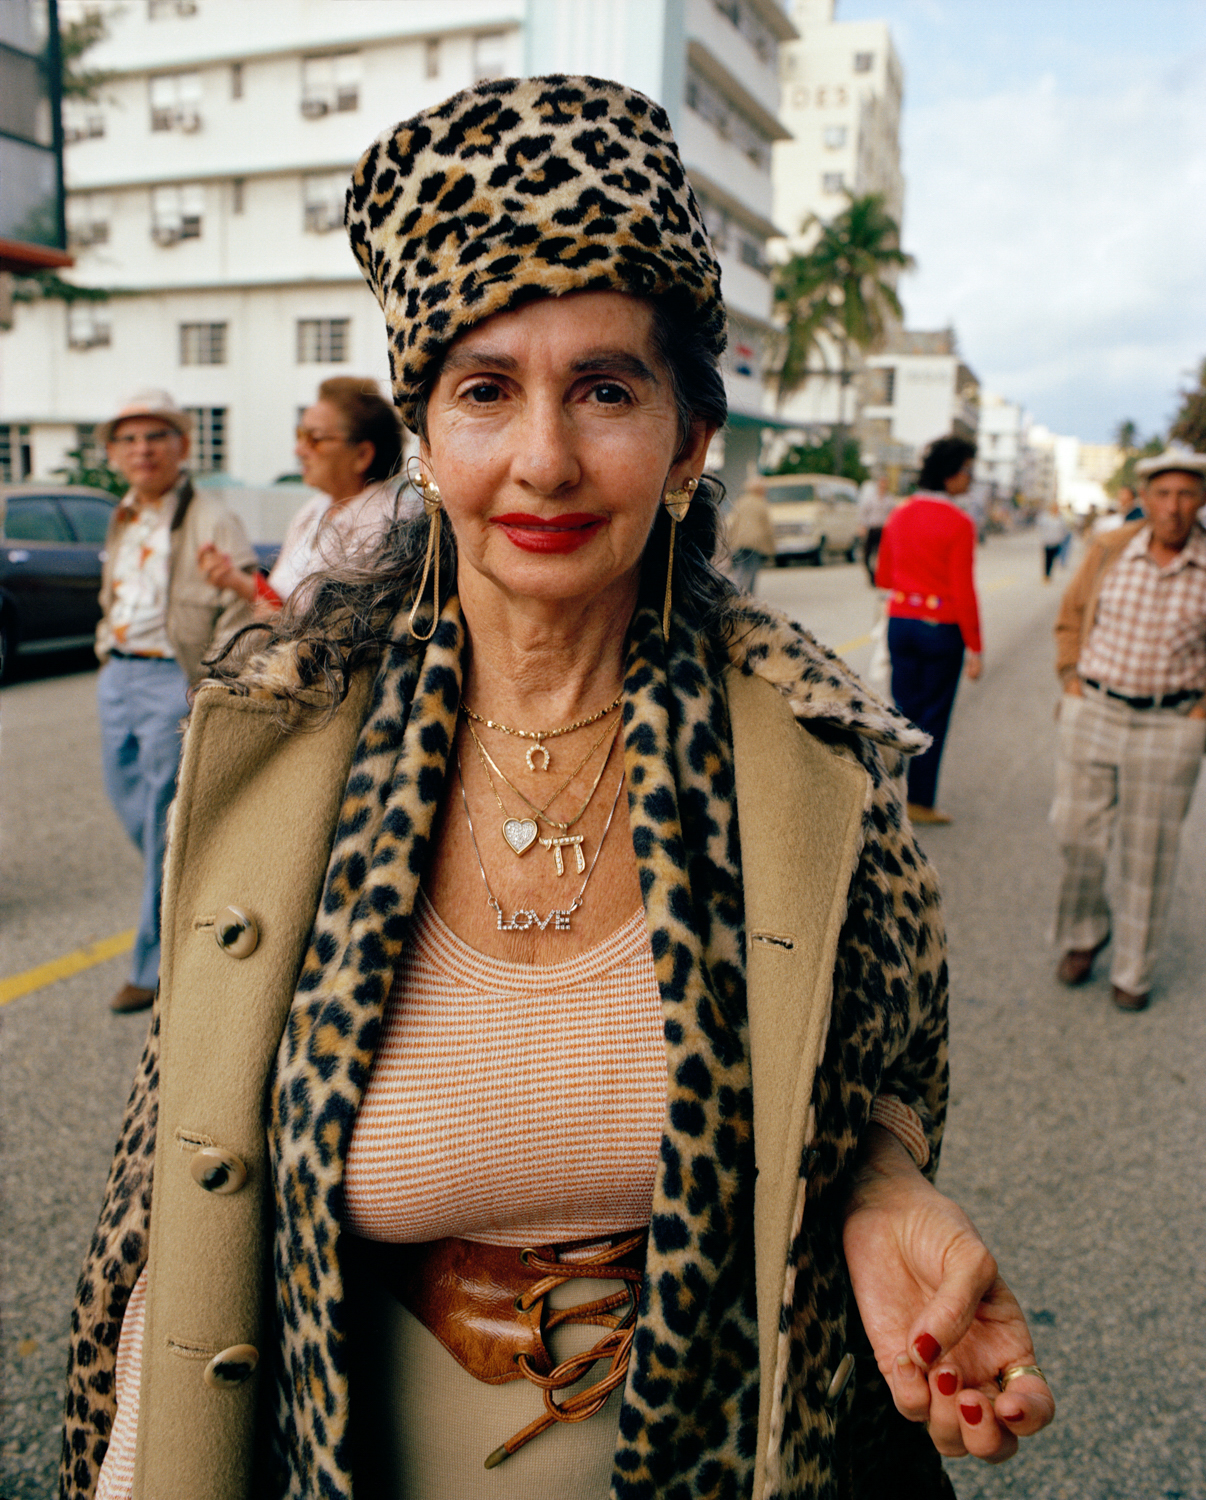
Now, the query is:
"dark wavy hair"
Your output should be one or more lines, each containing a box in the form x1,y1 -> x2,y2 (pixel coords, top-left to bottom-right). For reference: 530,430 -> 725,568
918,435 -> 977,492
210,298 -> 737,717
316,376 -> 404,483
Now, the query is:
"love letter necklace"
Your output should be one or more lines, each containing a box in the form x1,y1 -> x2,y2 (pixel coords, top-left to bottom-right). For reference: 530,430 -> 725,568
460,690 -> 622,772
458,751 -> 626,933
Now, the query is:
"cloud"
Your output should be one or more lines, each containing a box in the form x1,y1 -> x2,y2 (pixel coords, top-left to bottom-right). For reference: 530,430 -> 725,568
897,61 -> 1206,440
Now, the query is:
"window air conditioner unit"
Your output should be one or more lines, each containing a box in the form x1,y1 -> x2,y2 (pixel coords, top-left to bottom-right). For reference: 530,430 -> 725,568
176,0 -> 198,14
152,224 -> 183,245
177,109 -> 202,132
64,124 -> 85,143
301,96 -> 329,118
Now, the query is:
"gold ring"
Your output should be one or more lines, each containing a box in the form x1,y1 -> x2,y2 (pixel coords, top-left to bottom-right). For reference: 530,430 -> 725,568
998,1363 -> 1045,1390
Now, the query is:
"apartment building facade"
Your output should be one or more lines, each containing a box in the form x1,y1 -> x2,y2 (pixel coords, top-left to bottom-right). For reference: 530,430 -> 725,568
768,0 -> 904,434
859,328 -> 980,466
0,0 -> 796,506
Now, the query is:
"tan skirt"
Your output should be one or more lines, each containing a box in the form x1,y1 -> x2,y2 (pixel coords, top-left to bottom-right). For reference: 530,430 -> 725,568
344,1246 -> 624,1499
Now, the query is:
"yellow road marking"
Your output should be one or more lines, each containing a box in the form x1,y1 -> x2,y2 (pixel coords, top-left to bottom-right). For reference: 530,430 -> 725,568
837,632 -> 872,653
983,575 -> 1017,593
0,929 -> 134,1006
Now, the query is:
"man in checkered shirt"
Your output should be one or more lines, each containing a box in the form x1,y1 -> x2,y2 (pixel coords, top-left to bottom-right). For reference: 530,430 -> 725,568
1051,447 -> 1206,1010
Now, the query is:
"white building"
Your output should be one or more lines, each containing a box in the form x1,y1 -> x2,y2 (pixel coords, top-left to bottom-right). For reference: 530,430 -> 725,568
858,329 -> 979,470
0,0 -> 797,512
976,391 -> 1028,502
765,0 -> 904,434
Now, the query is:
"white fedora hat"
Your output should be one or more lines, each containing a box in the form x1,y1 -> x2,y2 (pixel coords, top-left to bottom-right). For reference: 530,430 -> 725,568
1135,445 -> 1206,480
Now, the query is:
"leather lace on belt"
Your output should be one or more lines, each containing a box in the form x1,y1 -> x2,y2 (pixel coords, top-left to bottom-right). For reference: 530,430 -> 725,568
344,1228 -> 648,1469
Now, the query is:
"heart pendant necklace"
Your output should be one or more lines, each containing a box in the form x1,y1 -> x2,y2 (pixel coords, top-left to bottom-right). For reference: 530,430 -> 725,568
502,817 -> 538,856
458,751 -> 626,935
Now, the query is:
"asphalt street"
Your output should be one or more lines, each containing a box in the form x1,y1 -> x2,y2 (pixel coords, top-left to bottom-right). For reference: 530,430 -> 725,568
2,528 -> 1203,1498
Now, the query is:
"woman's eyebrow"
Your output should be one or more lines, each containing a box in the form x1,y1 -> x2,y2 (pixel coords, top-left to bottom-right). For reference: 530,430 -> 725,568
570,350 -> 660,383
441,345 -> 518,375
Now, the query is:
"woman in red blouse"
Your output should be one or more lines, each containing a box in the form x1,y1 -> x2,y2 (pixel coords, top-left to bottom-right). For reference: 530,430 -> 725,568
876,435 -> 983,824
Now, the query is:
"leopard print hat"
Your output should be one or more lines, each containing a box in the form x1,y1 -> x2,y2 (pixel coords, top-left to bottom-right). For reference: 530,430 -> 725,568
345,74 -> 726,430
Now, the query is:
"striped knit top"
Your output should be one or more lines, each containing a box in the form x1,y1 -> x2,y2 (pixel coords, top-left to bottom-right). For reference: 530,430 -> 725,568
341,892 -> 668,1247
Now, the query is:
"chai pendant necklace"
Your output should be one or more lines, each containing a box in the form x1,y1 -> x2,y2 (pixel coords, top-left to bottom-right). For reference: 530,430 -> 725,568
458,751 -> 626,933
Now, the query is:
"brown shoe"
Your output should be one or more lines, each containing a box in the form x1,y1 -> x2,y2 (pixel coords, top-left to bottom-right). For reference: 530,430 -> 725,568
1056,934 -> 1109,987
907,803 -> 953,826
110,982 -> 155,1014
1111,985 -> 1149,1011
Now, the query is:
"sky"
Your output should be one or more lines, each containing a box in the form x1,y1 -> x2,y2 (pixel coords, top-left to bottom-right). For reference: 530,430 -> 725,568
833,0 -> 1206,443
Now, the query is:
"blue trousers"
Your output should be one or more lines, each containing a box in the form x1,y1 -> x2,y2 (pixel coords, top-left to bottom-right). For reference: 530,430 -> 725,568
888,618 -> 965,809
97,657 -> 190,989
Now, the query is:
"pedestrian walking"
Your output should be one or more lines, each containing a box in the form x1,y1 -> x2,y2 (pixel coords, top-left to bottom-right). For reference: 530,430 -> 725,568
724,474 -> 775,593
858,472 -> 896,584
1036,503 -> 1070,582
95,391 -> 256,1013
64,77 -> 1052,1500
876,436 -> 983,825
198,377 -> 405,614
1051,446 -> 1206,1011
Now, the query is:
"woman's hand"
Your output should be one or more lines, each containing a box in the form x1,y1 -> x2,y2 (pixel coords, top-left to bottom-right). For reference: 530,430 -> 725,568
198,543 -> 256,603
964,652 -> 983,681
842,1127 -> 1054,1463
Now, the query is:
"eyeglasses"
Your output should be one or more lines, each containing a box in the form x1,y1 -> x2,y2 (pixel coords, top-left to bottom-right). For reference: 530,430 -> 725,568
296,426 -> 348,448
111,428 -> 178,447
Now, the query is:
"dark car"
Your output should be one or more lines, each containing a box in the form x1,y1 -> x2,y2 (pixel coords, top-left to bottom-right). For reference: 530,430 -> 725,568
0,484 -> 118,678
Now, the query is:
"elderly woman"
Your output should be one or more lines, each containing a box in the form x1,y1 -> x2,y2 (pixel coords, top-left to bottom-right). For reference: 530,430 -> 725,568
63,78 -> 1051,1500
197,376 -> 404,613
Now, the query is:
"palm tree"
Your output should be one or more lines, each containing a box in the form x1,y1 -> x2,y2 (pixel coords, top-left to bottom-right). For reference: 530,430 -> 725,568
771,193 -> 914,451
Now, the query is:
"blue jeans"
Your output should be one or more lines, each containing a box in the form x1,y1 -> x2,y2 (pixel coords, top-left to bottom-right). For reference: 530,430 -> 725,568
887,618 -> 965,809
97,657 -> 190,989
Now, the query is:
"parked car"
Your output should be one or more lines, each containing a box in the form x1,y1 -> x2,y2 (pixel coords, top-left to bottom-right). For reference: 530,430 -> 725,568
762,473 -> 861,566
0,484 -> 117,677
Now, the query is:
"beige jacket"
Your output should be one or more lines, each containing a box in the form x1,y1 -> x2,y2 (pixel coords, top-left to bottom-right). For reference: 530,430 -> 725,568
726,484 -> 776,558
135,670 -> 868,1498
1053,519 -> 1144,683
96,476 -> 257,684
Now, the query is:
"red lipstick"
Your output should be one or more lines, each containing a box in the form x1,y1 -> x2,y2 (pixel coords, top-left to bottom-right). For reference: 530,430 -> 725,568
492,512 -> 605,554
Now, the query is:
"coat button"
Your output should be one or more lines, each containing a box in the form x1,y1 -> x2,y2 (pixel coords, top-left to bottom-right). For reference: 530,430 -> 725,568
214,906 -> 258,958
204,1344 -> 259,1389
825,1351 -> 855,1404
190,1146 -> 247,1195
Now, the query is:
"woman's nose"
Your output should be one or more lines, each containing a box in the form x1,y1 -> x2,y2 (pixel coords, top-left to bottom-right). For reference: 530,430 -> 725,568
511,398 -> 580,494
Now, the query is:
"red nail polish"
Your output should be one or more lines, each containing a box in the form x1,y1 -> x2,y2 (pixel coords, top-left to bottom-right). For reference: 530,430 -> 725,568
913,1333 -> 941,1365
1001,1409 -> 1025,1424
959,1401 -> 983,1425
935,1371 -> 958,1396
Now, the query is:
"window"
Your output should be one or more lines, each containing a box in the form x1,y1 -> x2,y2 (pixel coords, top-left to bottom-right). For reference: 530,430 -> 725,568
866,366 -> 895,405
301,53 -> 361,117
67,305 -> 111,349
0,427 -> 14,481
822,172 -> 845,194
473,32 -> 508,82
63,102 -> 105,142
231,177 -> 245,214
303,172 -> 345,234
297,318 -> 350,364
230,62 -> 243,99
823,125 -> 847,149
151,184 -> 204,244
180,322 -> 227,366
713,0 -> 775,64
66,192 -> 110,248
425,38 -> 440,79
738,235 -> 768,276
60,494 -> 115,543
150,71 -> 203,132
853,52 -> 874,73
148,0 -> 198,16
699,195 -> 730,253
685,67 -> 769,169
4,497 -> 73,543
185,407 -> 227,473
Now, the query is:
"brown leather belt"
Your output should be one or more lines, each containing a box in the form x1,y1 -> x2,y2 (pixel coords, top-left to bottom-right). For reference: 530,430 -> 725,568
343,1229 -> 648,1468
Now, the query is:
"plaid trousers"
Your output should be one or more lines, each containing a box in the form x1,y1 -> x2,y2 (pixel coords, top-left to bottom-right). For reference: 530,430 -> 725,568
1051,687 -> 1206,993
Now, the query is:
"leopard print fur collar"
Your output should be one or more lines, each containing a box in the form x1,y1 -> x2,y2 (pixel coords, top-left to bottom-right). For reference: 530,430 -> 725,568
258,596 -> 922,1496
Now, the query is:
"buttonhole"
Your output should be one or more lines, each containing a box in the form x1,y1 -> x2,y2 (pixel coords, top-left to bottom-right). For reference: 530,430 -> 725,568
752,930 -> 795,950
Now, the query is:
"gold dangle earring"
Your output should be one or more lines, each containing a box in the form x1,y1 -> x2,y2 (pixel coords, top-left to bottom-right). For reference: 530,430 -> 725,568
661,477 -> 698,640
406,457 -> 443,641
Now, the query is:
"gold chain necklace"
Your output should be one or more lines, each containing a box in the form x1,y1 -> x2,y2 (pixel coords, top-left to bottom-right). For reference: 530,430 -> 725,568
465,720 -> 619,871
460,690 -> 622,772
457,752 -> 626,933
